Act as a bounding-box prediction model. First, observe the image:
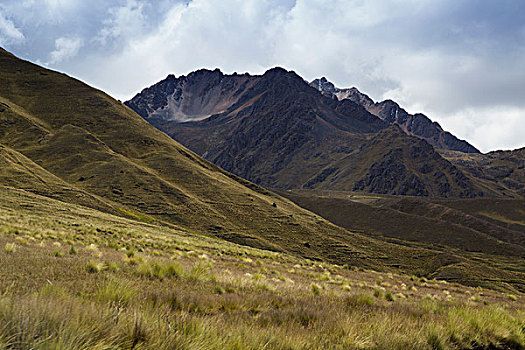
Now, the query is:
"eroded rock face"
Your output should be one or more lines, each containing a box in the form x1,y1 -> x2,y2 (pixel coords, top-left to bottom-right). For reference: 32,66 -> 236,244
310,78 -> 480,154
126,69 -> 259,123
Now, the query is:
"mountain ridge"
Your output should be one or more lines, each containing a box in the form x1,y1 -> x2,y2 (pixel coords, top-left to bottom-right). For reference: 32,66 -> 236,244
310,77 -> 480,154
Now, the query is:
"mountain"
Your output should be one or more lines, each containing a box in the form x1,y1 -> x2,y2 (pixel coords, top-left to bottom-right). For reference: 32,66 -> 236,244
0,47 -> 382,263
126,68 -> 497,198
306,127 -> 483,198
1,47 -> 477,275
310,77 -> 480,154
2,48 -> 524,292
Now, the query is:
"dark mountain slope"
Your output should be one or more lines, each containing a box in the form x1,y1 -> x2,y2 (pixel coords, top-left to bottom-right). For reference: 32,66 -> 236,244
308,127 -> 484,198
127,69 -> 260,123
441,148 -> 525,198
131,68 -> 387,189
310,77 -> 480,154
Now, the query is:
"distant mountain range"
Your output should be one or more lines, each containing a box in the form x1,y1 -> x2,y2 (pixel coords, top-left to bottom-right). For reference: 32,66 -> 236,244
126,68 -> 523,198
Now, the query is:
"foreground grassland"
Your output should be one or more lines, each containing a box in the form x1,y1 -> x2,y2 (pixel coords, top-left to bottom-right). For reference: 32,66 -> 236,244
0,187 -> 524,349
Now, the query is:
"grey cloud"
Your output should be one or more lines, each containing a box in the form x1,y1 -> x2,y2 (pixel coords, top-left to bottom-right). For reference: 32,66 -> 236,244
0,0 -> 523,152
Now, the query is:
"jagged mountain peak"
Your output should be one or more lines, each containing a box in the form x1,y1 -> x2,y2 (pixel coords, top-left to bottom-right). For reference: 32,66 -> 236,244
310,77 -> 336,93
264,66 -> 289,75
310,78 -> 479,154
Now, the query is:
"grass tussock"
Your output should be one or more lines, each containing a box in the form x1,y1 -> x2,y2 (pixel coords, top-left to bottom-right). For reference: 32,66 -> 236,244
4,242 -> 16,253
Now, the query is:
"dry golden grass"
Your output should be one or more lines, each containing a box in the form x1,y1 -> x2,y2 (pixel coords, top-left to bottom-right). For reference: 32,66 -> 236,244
0,186 -> 523,349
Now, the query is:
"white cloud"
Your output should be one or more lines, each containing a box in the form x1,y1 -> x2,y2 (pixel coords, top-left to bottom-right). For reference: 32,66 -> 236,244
48,37 -> 83,64
96,0 -> 147,45
433,106 -> 525,153
0,10 -> 24,45
0,0 -> 523,151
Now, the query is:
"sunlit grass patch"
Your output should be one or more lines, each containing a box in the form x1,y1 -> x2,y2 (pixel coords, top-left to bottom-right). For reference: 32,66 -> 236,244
4,242 -> 16,253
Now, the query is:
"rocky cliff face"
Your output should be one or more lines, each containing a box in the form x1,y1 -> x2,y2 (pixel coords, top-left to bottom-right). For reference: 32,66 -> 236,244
310,78 -> 480,154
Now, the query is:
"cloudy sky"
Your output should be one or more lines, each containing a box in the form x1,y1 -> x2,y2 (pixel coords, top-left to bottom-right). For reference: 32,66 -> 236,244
1,0 -> 524,152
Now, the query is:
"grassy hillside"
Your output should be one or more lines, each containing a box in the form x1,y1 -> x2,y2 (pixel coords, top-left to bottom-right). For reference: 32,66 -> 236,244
0,143 -> 118,214
0,187 -> 523,349
276,189 -> 525,293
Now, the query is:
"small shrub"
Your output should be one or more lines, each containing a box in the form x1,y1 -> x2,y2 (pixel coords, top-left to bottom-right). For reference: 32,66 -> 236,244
346,293 -> 375,307
54,250 -> 63,257
343,284 -> 351,292
69,245 -> 78,255
125,255 -> 144,266
252,273 -> 266,281
86,243 -> 98,252
385,291 -> 394,301
151,263 -> 166,280
507,294 -> 517,301
394,293 -> 406,299
106,261 -> 119,272
96,280 -> 136,307
165,262 -> 184,278
14,237 -> 29,246
188,261 -> 212,282
136,262 -> 154,279
427,331 -> 445,350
